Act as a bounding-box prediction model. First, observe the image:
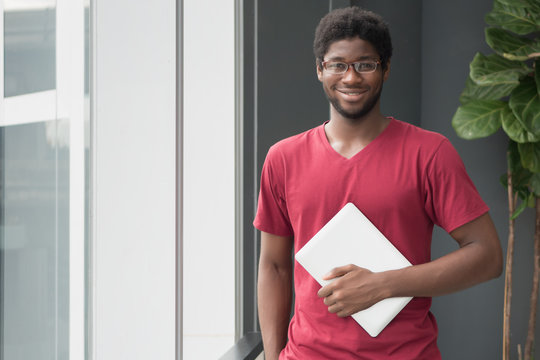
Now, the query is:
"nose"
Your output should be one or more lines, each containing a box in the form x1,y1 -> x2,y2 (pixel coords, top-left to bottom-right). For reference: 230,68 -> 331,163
341,65 -> 363,84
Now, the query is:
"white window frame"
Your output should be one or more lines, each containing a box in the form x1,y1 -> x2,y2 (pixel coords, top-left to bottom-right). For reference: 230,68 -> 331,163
0,1 -> 86,359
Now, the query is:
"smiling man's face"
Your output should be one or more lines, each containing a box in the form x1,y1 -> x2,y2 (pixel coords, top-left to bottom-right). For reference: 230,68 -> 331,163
317,37 -> 390,121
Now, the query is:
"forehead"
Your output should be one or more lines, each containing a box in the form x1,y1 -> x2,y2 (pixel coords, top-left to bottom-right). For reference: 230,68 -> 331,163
324,37 -> 379,61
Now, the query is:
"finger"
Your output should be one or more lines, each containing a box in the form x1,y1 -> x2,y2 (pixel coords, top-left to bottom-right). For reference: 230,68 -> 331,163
322,295 -> 335,306
317,285 -> 332,298
336,309 -> 351,318
322,264 -> 356,280
327,303 -> 341,314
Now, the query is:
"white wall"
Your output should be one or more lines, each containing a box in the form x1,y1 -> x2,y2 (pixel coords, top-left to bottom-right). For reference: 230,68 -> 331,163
183,0 -> 236,358
91,1 -> 177,359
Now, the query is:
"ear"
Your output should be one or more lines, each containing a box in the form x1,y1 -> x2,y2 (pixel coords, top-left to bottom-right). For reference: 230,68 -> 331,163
316,61 -> 323,82
383,60 -> 391,82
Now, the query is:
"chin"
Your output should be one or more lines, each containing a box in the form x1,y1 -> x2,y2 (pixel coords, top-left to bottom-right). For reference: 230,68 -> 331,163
329,93 -> 381,122
334,103 -> 375,121
340,109 -> 372,120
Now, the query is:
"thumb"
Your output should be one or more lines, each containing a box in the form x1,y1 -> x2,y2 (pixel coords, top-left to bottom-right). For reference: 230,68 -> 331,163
322,264 -> 355,280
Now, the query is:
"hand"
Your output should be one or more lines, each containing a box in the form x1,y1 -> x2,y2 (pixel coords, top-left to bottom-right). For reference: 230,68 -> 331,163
317,264 -> 388,317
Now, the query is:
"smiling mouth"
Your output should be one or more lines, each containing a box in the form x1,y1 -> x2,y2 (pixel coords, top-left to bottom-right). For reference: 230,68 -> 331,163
336,89 -> 368,98
337,88 -> 366,95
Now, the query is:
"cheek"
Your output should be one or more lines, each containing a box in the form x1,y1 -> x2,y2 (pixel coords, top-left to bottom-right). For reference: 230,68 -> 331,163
322,81 -> 334,95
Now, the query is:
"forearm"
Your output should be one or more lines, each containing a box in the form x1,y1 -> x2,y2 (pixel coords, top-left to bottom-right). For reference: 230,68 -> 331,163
384,237 -> 502,299
257,262 -> 293,360
320,213 -> 502,317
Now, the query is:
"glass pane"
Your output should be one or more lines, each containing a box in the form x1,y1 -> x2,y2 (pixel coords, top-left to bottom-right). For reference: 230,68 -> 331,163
4,3 -> 56,97
1,1 -> 70,359
1,121 -> 69,360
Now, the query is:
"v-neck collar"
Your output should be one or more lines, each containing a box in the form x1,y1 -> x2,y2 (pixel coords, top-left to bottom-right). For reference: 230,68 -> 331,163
317,117 -> 396,162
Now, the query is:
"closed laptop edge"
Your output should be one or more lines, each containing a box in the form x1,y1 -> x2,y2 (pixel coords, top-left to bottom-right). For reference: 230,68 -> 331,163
295,202 -> 413,337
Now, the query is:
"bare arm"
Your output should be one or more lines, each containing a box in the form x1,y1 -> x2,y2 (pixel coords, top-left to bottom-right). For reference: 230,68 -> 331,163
318,212 -> 503,317
258,231 -> 294,360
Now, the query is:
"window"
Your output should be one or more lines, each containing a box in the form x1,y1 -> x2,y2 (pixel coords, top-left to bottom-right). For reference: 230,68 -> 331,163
1,0 -> 87,359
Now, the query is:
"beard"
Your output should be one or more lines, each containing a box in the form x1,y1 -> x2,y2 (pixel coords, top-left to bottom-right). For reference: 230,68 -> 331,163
326,84 -> 383,121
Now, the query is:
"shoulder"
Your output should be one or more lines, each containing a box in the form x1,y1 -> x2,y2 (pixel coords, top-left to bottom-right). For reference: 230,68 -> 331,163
392,119 -> 448,148
391,119 -> 454,159
265,124 -> 323,160
386,119 -> 466,175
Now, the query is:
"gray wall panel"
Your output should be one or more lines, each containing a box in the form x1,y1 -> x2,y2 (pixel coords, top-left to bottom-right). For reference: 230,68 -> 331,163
257,0 -> 329,162
422,0 -> 537,358
354,0 -> 422,126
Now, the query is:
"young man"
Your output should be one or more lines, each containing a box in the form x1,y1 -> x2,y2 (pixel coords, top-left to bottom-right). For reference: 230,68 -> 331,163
254,7 -> 502,360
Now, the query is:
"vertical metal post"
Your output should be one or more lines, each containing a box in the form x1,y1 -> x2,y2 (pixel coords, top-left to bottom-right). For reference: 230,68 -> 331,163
0,0 -> 4,357
88,0 -> 98,358
234,0 -> 245,342
176,0 -> 183,358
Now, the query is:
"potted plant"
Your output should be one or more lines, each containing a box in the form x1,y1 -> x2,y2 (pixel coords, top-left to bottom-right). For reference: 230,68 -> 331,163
451,0 -> 540,359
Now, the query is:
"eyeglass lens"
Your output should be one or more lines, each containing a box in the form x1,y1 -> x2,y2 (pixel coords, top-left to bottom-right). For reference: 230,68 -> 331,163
324,61 -> 378,74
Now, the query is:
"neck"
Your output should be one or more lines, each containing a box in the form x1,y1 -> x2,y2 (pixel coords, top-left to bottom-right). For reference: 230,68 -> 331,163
326,105 -> 389,144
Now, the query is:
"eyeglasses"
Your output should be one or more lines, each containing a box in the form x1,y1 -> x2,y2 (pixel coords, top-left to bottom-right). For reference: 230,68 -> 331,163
321,60 -> 381,75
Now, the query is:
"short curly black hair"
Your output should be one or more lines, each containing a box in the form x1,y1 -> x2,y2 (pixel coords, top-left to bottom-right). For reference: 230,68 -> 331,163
314,7 -> 393,71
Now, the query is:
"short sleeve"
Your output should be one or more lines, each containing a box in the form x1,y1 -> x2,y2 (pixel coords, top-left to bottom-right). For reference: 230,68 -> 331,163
253,146 -> 294,237
423,139 -> 489,233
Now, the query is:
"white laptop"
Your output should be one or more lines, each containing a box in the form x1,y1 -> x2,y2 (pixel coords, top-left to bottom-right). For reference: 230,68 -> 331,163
295,202 -> 412,337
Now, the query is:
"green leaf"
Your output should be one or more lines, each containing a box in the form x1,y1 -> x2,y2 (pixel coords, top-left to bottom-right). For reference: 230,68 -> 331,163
486,0 -> 540,35
510,140 -> 534,185
502,173 -> 535,196
500,172 -> 508,188
497,0 -> 531,7
527,190 -> 537,206
526,0 -> 540,19
509,77 -> 540,137
509,190 -> 535,220
460,76 -> 519,103
469,53 -> 530,86
486,27 -> 540,60
530,172 -> 540,195
511,197 -> 529,219
501,103 -> 539,142
452,100 -> 504,139
501,141 -> 534,198
508,140 -> 522,172
518,142 -> 540,172
535,59 -> 540,97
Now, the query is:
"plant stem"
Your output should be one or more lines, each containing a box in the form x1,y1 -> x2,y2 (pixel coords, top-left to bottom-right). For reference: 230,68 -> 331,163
524,198 -> 540,360
504,165 -> 515,360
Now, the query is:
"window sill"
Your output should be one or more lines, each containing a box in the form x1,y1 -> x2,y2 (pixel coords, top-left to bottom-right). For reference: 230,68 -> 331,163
219,332 -> 263,360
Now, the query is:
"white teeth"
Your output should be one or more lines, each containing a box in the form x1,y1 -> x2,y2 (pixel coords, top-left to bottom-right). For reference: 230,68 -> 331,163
339,90 -> 362,95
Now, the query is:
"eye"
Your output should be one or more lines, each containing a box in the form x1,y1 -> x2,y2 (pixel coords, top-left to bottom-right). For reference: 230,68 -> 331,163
355,62 -> 377,72
325,62 -> 347,73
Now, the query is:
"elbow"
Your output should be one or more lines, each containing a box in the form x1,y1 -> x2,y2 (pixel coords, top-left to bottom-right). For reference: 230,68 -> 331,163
491,256 -> 503,280
259,257 -> 292,280
489,243 -> 504,280
475,238 -> 503,282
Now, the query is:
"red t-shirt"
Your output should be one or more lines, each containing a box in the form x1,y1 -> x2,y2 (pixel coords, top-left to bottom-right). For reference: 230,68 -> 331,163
253,118 -> 489,359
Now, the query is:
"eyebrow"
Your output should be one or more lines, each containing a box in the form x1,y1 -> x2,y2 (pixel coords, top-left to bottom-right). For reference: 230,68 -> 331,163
325,55 -> 378,62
